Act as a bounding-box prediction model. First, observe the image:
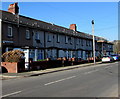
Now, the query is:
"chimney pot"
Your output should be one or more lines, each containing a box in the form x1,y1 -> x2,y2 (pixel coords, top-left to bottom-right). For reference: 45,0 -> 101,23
8,2 -> 19,14
69,24 -> 77,31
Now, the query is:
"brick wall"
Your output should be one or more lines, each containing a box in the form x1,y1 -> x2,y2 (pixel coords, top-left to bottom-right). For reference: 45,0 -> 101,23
1,62 -> 18,73
1,62 -> 25,73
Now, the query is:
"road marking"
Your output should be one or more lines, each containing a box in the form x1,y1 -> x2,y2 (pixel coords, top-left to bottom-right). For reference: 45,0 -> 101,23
105,65 -> 115,69
2,91 -> 22,97
99,62 -> 117,66
105,66 -> 110,69
84,69 -> 98,74
44,76 -> 76,86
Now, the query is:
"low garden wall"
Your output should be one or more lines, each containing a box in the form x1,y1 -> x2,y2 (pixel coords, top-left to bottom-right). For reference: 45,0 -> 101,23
1,57 -> 101,73
30,58 -> 84,71
1,62 -> 25,73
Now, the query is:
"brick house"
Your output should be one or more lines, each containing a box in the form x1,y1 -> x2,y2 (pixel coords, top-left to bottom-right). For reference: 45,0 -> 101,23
1,3 -> 113,69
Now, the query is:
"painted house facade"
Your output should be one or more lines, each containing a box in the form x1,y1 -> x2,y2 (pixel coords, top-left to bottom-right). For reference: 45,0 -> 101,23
1,3 -> 113,68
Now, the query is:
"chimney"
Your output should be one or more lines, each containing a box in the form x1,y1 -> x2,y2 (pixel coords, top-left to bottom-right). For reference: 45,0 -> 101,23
8,2 -> 19,14
69,24 -> 77,31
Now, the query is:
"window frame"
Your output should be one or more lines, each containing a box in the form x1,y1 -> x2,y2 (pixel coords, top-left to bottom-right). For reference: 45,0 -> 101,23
26,29 -> 30,39
57,34 -> 60,43
76,38 -> 79,45
47,33 -> 51,42
8,26 -> 13,37
70,37 -> 73,45
79,39 -> 81,45
35,31 -> 40,40
65,35 -> 68,44
86,40 -> 89,46
81,39 -> 83,46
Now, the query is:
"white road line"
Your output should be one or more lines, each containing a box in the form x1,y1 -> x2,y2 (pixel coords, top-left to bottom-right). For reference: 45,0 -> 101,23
105,65 -> 115,69
2,91 -> 22,97
105,66 -> 109,68
44,76 -> 76,86
84,69 -> 98,74
99,62 -> 117,66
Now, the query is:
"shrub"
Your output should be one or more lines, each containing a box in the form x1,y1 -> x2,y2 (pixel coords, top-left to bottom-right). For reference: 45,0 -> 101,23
2,50 -> 25,62
37,59 -> 48,61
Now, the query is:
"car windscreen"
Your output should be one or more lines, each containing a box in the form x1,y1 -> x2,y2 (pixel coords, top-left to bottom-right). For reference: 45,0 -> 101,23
103,56 -> 109,57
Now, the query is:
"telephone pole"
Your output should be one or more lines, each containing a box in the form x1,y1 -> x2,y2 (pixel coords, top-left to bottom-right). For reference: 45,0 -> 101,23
92,20 -> 96,64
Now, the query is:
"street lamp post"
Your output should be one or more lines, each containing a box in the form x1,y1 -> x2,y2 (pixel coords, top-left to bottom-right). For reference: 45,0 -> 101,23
102,42 -> 103,55
92,20 -> 96,64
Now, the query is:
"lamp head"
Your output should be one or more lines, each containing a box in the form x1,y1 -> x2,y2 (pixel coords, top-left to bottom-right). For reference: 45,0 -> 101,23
92,20 -> 94,24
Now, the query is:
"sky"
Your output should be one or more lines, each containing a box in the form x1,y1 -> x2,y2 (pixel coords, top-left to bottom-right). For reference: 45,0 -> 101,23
1,2 -> 118,41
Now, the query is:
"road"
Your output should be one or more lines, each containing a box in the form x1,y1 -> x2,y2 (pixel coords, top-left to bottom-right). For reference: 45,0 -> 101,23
2,62 -> 118,97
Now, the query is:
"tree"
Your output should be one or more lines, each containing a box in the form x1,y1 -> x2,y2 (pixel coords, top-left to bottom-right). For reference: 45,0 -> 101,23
113,40 -> 120,54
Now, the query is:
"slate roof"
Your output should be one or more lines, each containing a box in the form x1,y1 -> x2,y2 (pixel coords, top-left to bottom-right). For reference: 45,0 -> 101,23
1,10 -> 107,41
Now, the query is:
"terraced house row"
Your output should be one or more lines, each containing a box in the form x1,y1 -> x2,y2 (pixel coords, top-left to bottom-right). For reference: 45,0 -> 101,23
1,3 -> 113,64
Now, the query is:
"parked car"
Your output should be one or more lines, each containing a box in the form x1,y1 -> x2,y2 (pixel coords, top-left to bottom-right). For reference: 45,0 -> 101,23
111,54 -> 120,61
102,55 -> 114,63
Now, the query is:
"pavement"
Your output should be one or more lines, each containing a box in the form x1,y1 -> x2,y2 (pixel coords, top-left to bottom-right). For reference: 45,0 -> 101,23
0,61 -> 102,80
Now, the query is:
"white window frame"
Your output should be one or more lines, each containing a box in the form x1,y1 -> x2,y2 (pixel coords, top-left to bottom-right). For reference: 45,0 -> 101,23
26,30 -> 30,39
70,37 -> 73,44
8,26 -> 13,37
90,41 -> 92,47
76,38 -> 79,45
79,39 -> 81,45
65,36 -> 68,44
57,34 -> 60,43
35,32 -> 40,40
86,40 -> 88,46
81,39 -> 83,46
47,33 -> 51,42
